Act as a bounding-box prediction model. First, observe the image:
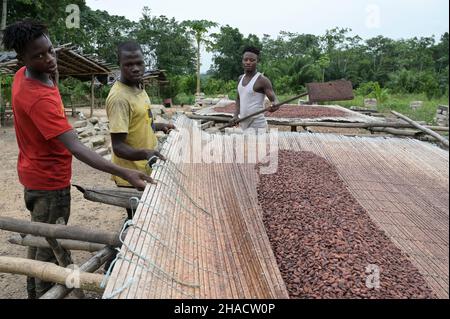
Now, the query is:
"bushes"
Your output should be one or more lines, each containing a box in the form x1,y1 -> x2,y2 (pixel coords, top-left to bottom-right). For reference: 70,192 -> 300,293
173,93 -> 195,105
355,81 -> 389,104
387,69 -> 445,99
202,78 -> 236,96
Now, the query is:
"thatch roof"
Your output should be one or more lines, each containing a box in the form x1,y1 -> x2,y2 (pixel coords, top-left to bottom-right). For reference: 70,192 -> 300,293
0,44 -> 113,83
142,69 -> 168,84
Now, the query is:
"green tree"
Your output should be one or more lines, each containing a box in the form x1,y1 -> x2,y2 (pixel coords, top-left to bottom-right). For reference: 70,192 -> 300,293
81,9 -> 137,64
136,8 -> 195,76
182,19 -> 217,94
317,54 -> 330,82
4,0 -> 88,46
210,25 -> 261,81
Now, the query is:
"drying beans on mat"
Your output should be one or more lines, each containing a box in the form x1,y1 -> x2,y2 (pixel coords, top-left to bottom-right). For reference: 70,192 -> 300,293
257,150 -> 436,299
213,103 -> 237,114
213,105 -> 347,118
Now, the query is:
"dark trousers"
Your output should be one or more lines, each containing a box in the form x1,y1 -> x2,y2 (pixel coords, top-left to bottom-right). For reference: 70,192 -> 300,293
24,187 -> 71,299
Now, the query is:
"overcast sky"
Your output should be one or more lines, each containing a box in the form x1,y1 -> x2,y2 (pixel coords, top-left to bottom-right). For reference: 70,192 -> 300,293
85,0 -> 449,71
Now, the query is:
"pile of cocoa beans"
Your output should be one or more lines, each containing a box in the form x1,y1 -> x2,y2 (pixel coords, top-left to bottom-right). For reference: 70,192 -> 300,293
257,150 -> 435,299
213,105 -> 347,119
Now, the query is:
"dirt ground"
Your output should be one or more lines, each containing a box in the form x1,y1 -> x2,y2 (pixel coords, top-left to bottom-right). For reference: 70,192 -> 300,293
0,108 -> 126,299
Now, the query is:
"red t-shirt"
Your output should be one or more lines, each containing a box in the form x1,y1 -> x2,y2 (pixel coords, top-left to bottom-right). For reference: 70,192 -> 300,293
12,67 -> 73,190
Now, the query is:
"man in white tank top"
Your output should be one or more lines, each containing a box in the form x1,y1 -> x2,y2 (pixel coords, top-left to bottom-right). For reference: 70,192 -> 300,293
230,46 -> 279,131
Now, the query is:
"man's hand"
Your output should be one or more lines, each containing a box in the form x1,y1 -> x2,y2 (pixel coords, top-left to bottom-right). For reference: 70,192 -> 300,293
123,169 -> 155,191
145,150 -> 166,164
268,103 -> 280,113
156,123 -> 176,134
162,123 -> 176,134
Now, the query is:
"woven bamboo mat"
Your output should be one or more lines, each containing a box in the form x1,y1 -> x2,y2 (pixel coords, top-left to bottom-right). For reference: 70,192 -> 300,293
276,133 -> 449,298
103,116 -> 448,299
102,120 -> 288,298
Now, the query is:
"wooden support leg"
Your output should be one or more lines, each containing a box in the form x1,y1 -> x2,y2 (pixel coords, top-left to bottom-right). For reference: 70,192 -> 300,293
40,246 -> 115,299
45,238 -> 86,299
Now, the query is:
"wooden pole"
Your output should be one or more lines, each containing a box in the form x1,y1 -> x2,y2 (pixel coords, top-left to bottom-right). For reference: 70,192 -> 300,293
0,256 -> 105,293
8,234 -> 105,252
200,121 -> 215,130
45,238 -> 72,267
188,114 -> 236,123
40,246 -> 115,299
186,114 -> 449,131
45,237 -> 86,298
73,184 -> 143,210
0,0 -> 7,51
391,111 -> 449,148
71,97 -> 76,118
196,36 -> 201,95
90,74 -> 95,118
0,217 -> 121,247
369,127 -> 439,142
218,92 -> 309,130
369,127 -> 425,137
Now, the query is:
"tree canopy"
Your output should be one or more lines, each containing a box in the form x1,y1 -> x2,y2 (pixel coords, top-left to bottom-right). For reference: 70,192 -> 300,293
1,1 -> 448,100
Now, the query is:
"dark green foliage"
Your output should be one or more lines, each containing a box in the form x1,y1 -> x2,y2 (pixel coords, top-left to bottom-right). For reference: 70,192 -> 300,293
1,2 -> 447,101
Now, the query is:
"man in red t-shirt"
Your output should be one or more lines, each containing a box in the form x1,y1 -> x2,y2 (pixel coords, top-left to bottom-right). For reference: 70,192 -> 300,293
2,20 -> 155,298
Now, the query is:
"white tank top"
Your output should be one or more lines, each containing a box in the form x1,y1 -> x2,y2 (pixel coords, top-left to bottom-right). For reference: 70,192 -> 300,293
238,72 -> 267,130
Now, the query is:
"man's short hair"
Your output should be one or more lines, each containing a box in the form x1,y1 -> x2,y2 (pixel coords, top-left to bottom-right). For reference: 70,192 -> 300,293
242,46 -> 261,57
117,40 -> 143,61
2,19 -> 49,55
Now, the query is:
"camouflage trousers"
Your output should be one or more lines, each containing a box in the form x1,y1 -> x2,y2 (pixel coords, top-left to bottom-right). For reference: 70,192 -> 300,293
24,187 -> 71,299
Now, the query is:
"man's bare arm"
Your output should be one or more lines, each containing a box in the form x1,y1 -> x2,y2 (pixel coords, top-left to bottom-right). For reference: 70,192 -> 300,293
110,133 -> 165,161
57,130 -> 154,190
230,75 -> 242,124
262,76 -> 279,112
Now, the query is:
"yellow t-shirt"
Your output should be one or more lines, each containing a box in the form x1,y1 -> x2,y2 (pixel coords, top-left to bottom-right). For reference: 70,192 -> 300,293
106,80 -> 158,186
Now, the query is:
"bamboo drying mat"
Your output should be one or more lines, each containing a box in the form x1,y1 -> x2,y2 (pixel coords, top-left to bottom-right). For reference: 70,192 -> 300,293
102,122 -> 288,298
194,104 -> 379,123
104,116 -> 448,299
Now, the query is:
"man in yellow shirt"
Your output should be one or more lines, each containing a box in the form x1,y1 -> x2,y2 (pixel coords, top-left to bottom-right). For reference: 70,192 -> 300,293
106,41 -> 174,219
